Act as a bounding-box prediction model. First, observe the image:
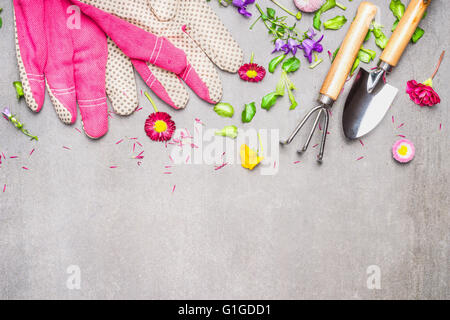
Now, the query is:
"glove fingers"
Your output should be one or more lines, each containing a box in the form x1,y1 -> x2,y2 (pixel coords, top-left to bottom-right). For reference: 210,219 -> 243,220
13,0 -> 47,112
44,0 -> 78,124
106,39 -> 139,116
70,3 -> 109,139
171,34 -> 223,104
71,0 -> 188,75
185,0 -> 243,73
133,59 -> 188,110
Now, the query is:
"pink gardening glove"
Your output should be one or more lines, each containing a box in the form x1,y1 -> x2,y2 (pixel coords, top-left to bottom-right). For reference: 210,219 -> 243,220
70,0 -> 218,106
14,0 -> 109,138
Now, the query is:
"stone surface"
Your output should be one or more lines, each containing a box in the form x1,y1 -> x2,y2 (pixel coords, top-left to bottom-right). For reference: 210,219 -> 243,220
0,0 -> 448,299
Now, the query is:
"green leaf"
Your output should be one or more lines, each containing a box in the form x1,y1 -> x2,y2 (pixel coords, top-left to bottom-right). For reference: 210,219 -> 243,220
13,81 -> 24,100
288,90 -> 298,110
358,47 -> 376,64
215,125 -> 238,139
389,0 -> 405,21
332,46 -> 340,61
372,27 -> 388,49
268,54 -> 286,73
275,76 -> 286,96
351,58 -> 360,76
213,103 -> 234,118
392,19 -> 399,32
412,27 -> 425,43
282,56 -> 300,73
313,11 -> 322,30
242,102 -> 256,123
0,17 -> 2,29
261,92 -> 280,111
323,15 -> 347,30
267,7 -> 276,19
313,0 -> 338,30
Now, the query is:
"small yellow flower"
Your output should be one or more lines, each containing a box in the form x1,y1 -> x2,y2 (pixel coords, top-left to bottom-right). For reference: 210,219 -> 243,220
240,144 -> 263,170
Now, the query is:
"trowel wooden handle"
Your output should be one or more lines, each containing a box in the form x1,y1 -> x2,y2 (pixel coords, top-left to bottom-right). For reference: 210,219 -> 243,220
320,2 -> 377,101
380,0 -> 431,67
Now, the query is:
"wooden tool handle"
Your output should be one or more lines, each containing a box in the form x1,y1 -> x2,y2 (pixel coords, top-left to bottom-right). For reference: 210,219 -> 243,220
320,2 -> 377,101
380,0 -> 431,67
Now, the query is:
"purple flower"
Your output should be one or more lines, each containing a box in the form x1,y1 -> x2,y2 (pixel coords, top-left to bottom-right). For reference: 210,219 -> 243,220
272,39 -> 285,53
232,0 -> 255,17
286,39 -> 300,55
272,39 -> 301,55
306,27 -> 316,39
2,107 -> 11,120
299,34 -> 324,63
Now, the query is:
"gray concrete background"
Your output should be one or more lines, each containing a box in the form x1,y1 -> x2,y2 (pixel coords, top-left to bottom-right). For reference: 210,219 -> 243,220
0,0 -> 448,299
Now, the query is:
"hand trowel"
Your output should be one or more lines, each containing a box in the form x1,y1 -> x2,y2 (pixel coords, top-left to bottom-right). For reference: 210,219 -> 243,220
343,0 -> 432,139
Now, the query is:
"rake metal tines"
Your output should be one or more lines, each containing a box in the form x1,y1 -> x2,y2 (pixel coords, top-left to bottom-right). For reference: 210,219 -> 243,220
280,95 -> 334,162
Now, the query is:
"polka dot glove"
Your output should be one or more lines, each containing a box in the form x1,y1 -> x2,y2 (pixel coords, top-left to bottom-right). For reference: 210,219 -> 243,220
74,0 -> 244,114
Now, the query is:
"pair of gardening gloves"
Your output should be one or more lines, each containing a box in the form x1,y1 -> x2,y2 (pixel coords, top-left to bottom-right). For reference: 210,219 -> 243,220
13,0 -> 243,138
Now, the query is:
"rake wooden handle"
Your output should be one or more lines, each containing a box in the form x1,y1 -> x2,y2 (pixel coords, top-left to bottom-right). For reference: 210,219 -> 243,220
320,2 -> 377,101
380,0 -> 431,67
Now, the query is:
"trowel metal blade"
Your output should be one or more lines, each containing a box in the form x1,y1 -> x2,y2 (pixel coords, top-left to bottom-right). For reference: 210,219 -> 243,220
343,68 -> 399,139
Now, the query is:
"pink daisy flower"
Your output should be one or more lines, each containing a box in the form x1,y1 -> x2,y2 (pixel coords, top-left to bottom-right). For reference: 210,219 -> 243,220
392,139 -> 415,163
239,63 -> 266,82
238,53 -> 266,83
145,112 -> 176,142
143,92 -> 176,142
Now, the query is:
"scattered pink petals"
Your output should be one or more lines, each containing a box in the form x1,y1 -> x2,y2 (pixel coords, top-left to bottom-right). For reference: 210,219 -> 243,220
172,185 -> 176,193
328,50 -> 332,61
2,184 -> 6,193
312,144 -> 319,148
115,139 -> 124,145
356,156 -> 364,161
397,123 -> 405,129
397,134 -> 406,138
195,118 -> 205,126
164,172 -> 172,175
392,116 -> 395,124
439,123 -> 442,131
214,163 -> 228,171
186,155 -> 190,163
133,151 -> 145,160
109,166 -> 118,169
169,155 -> 174,163
359,139 -> 364,147
29,148 -> 35,156
136,107 -> 143,112
293,161 -> 301,164
22,166 -> 29,170
75,128 -> 82,134
63,146 -> 71,150
9,156 -> 18,159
